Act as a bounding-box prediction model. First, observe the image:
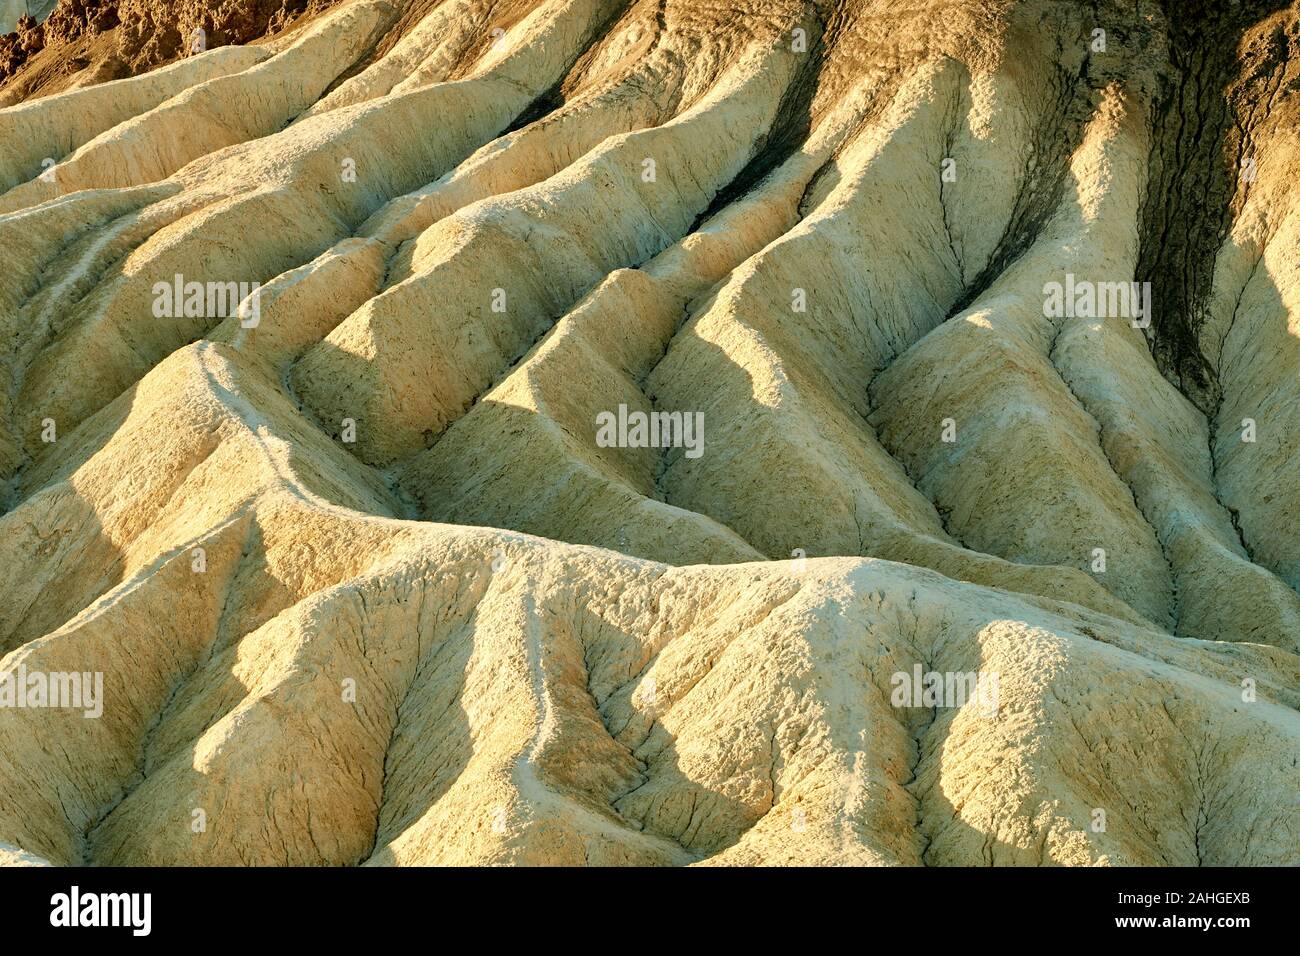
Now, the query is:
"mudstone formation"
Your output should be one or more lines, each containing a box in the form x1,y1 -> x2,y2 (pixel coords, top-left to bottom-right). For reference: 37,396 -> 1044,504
0,0 -> 1298,866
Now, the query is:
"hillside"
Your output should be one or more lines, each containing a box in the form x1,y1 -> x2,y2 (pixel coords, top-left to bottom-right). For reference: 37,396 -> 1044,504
1,0 -> 1298,866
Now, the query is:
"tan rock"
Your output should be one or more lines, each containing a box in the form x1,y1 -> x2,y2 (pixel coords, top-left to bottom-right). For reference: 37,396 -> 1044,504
1,0 -> 1298,867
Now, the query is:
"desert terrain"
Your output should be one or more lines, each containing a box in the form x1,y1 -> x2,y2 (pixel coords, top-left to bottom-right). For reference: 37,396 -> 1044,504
0,0 -> 1298,866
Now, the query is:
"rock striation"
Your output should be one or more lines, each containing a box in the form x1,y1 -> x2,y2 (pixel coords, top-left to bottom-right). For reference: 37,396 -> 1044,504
0,0 -> 1298,866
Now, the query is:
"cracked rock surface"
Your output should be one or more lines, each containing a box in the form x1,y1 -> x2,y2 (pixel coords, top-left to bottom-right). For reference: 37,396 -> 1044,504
1,0 -> 1298,865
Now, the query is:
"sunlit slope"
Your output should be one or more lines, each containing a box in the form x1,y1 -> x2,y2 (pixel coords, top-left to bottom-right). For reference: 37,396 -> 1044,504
1,0 -> 1298,866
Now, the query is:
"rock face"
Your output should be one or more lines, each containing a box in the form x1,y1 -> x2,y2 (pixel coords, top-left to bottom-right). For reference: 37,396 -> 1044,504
0,1 -> 55,36
0,0 -> 343,99
0,0 -> 1298,866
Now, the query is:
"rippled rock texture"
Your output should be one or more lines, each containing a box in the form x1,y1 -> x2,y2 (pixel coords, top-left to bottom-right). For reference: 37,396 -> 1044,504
0,0 -> 1298,866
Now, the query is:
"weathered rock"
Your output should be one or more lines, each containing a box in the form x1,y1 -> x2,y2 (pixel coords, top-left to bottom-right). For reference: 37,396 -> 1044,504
0,0 -> 1298,867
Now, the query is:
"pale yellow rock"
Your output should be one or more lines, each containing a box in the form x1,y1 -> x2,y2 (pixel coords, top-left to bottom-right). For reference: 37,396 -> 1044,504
0,0 -> 1298,868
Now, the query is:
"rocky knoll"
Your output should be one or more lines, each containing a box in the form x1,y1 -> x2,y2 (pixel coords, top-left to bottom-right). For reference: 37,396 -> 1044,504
0,0 -> 1298,865
0,0 -> 342,100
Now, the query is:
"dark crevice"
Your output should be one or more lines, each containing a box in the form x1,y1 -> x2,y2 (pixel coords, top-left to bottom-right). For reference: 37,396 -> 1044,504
502,0 -> 639,133
945,54 -> 1094,318
1134,0 -> 1293,414
688,1 -> 841,230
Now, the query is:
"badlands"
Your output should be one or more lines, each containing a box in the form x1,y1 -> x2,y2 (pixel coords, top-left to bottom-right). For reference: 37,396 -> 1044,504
0,0 -> 1298,867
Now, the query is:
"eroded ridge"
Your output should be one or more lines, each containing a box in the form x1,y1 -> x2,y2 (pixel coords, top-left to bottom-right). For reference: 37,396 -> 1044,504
1,0 -> 1298,867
